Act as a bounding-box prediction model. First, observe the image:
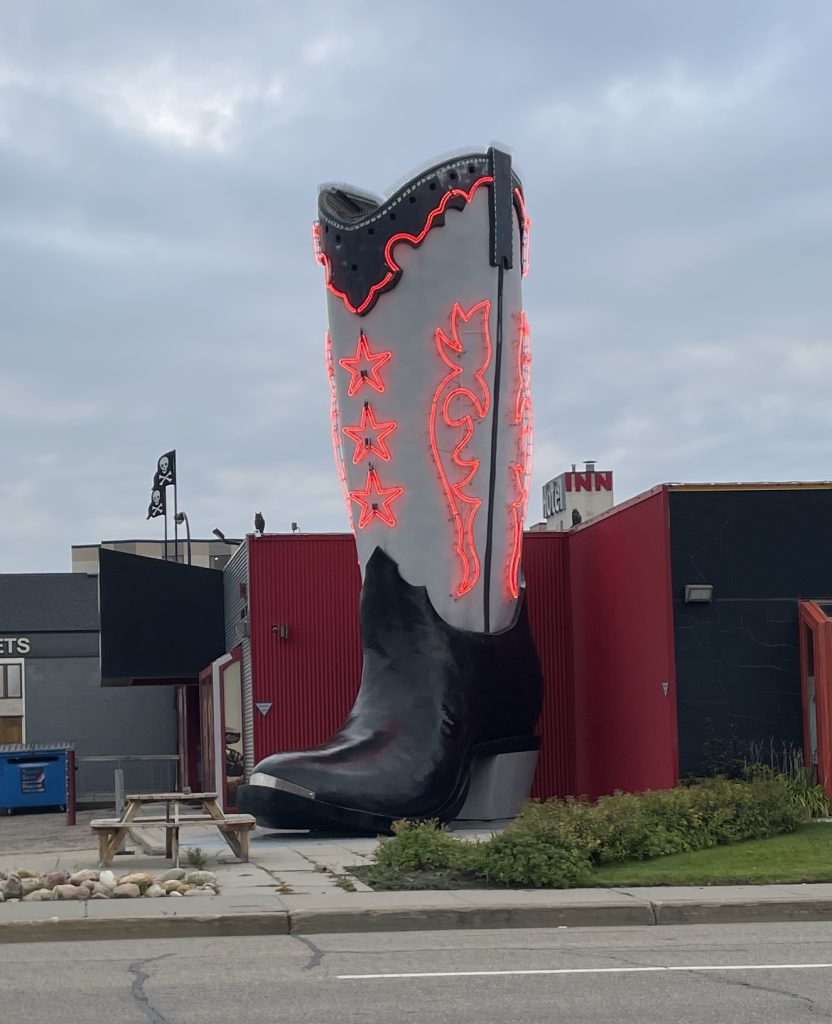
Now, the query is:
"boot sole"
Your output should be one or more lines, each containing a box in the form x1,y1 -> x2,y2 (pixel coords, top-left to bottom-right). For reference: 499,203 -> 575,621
237,735 -> 538,835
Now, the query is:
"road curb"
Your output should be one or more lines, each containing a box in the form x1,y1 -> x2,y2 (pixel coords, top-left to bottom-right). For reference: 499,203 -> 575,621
289,902 -> 654,934
2,899 -> 832,943
0,912 -> 290,944
653,899 -> 832,926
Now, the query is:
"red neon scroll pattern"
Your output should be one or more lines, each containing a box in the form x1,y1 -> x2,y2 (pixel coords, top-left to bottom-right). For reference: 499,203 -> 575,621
429,301 -> 493,598
317,176 -> 494,315
508,313 -> 533,599
325,332 -> 355,533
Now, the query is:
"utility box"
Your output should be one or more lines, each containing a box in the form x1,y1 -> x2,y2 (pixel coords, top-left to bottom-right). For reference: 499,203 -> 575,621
0,743 -> 73,813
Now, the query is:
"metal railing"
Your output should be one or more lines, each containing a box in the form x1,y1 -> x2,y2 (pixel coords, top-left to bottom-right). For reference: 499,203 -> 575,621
76,755 -> 179,804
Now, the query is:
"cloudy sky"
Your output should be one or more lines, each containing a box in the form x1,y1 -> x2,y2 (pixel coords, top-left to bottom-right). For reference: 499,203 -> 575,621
1,1 -> 830,572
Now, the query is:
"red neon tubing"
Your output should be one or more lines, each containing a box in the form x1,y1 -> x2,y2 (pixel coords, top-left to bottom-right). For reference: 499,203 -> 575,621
338,331 -> 392,396
349,466 -> 404,529
325,332 -> 356,533
429,300 -> 492,598
318,176 -> 494,315
342,403 -> 397,464
508,313 -> 533,598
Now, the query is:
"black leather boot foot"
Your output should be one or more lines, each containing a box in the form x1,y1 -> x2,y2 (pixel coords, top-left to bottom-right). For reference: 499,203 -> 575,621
237,547 -> 543,834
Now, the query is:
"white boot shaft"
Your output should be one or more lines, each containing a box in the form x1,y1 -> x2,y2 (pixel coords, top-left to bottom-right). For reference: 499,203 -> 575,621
317,149 -> 532,634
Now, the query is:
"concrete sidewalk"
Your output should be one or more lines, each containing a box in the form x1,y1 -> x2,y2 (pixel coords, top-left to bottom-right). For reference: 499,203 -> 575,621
3,821 -> 832,942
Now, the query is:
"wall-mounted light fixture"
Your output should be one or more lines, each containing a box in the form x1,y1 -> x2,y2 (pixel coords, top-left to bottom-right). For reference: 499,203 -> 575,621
684,584 -> 714,604
272,624 -> 289,641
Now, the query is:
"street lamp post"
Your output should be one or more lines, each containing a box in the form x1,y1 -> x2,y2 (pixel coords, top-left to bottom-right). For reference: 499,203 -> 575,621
174,511 -> 192,565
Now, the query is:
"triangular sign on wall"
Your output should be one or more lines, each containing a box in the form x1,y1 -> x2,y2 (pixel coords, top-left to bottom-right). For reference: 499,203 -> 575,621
661,681 -> 670,698
255,702 -> 273,717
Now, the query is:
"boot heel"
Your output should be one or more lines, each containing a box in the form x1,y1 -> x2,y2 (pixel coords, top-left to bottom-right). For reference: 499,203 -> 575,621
455,736 -> 540,823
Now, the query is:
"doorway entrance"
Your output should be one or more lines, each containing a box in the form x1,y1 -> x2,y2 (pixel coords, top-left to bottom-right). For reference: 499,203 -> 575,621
799,601 -> 832,796
197,649 -> 246,810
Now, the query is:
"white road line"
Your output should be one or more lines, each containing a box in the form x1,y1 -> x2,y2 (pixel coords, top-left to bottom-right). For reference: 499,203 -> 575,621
338,962 -> 832,981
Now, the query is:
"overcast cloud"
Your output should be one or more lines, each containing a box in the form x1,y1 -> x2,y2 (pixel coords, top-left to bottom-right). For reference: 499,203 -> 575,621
1,0 -> 830,571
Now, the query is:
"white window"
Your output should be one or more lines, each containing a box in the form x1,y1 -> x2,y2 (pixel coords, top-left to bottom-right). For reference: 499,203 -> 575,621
0,663 -> 22,699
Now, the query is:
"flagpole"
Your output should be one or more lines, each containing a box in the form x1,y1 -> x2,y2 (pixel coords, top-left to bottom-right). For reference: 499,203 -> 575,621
173,481 -> 179,564
163,502 -> 169,561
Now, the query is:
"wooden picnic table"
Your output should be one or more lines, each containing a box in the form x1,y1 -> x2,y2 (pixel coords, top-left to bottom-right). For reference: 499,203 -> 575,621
90,791 -> 255,867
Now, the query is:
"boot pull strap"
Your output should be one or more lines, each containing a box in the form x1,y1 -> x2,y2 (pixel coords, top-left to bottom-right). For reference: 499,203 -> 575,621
487,147 -> 514,270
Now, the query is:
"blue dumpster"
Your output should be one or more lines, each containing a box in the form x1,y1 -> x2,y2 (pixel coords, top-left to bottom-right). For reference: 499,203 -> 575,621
0,743 -> 74,813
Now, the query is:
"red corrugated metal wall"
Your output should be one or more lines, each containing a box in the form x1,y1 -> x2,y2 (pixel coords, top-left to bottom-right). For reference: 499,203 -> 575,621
248,535 -> 362,760
247,532 -> 574,798
569,489 -> 678,799
523,532 -> 575,798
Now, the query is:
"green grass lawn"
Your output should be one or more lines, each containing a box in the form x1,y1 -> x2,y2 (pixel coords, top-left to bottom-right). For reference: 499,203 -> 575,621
591,823 -> 832,887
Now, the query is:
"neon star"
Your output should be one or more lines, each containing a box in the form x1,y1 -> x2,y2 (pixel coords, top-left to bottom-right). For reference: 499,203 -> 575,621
349,467 -> 404,529
338,332 -> 392,396
342,403 -> 397,464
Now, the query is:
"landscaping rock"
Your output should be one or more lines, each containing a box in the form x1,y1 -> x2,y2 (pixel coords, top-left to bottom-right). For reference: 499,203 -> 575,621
183,888 -> 209,897
157,868 -> 186,882
20,877 -> 42,896
183,870 -> 216,886
113,883 -> 140,899
40,871 -> 70,890
160,880 -> 182,894
91,893 -> 110,900
1,875 -> 23,900
118,872 -> 154,890
54,884 -> 84,900
16,868 -> 38,879
98,870 -> 117,890
145,884 -> 166,898
168,890 -> 183,897
22,889 -> 53,902
0,891 -> 5,902
90,881 -> 112,898
70,869 -> 99,886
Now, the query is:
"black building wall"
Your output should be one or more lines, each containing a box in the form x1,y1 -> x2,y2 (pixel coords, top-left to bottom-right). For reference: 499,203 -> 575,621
0,573 -> 177,798
670,487 -> 832,776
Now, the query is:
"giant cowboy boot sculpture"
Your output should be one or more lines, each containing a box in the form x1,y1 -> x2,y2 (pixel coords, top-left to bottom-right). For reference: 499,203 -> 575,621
238,148 -> 543,833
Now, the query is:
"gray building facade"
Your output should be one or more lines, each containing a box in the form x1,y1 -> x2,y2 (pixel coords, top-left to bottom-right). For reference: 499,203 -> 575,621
0,573 -> 177,801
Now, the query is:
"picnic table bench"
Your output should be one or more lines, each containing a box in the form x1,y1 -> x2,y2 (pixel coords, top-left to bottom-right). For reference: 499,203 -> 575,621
90,791 -> 255,867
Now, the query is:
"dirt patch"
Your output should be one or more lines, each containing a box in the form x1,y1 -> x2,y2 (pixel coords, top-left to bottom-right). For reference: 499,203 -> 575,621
0,808 -> 102,855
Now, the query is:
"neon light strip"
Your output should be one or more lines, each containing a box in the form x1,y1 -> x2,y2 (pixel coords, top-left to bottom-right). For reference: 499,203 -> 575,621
325,331 -> 355,533
342,403 -> 397,464
317,177 -> 494,315
338,331 -> 392,397
349,466 -> 404,529
508,313 -> 533,598
429,301 -> 492,597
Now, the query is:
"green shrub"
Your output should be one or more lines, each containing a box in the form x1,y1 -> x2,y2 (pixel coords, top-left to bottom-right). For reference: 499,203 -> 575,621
509,775 -> 807,867
471,832 -> 591,888
370,775 -> 811,889
375,819 -> 466,872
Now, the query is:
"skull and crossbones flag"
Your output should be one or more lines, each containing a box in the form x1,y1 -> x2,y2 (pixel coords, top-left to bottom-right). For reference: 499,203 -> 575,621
147,487 -> 166,520
153,450 -> 176,489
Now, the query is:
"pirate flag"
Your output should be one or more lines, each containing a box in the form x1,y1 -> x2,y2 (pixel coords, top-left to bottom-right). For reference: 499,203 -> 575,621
153,450 -> 176,489
147,487 -> 166,520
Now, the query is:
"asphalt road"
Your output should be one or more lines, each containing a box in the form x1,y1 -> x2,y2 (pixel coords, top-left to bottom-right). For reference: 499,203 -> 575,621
3,922 -> 832,1023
